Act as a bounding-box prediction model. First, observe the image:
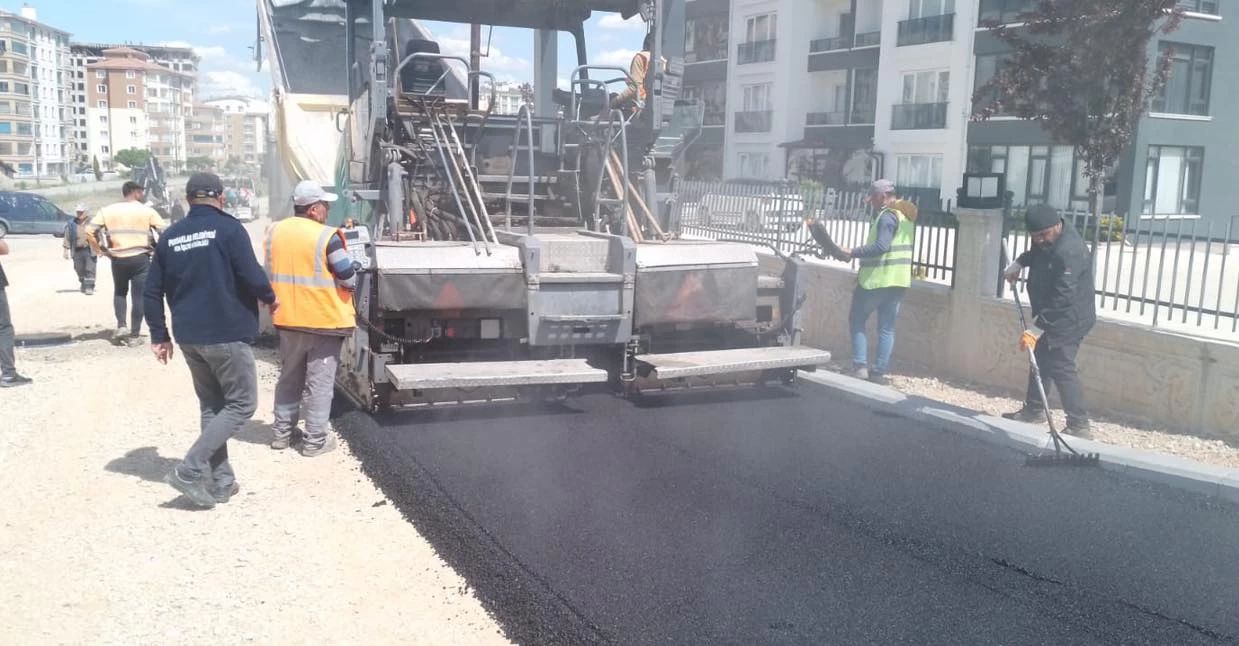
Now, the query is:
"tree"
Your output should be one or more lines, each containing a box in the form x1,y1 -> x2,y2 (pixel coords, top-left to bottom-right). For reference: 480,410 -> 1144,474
186,156 -> 214,172
973,0 -> 1184,229
113,148 -> 152,170
91,155 -> 102,181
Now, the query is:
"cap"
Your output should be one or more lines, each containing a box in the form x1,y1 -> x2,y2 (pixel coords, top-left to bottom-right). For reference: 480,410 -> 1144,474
1024,204 -> 1060,233
292,180 -> 339,206
870,179 -> 895,194
74,203 -> 87,212
186,172 -> 225,199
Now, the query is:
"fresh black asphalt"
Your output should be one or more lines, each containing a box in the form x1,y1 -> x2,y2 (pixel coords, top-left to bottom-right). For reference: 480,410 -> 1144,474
336,385 -> 1239,646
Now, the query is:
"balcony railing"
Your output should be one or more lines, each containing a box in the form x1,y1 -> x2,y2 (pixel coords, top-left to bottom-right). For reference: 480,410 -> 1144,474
734,110 -> 773,133
854,31 -> 881,48
978,0 -> 1034,25
737,39 -> 777,64
1176,0 -> 1219,14
806,111 -> 847,125
897,13 -> 955,46
686,44 -> 729,63
810,36 -> 850,54
703,111 -> 726,127
892,102 -> 949,129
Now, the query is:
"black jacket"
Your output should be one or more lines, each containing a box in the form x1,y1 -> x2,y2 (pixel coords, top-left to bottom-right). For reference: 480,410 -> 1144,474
1017,222 -> 1096,343
143,204 -> 275,345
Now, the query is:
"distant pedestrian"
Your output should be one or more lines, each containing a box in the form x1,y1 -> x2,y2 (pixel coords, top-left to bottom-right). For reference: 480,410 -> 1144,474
0,238 -> 32,387
62,203 -> 97,295
839,179 -> 917,386
1002,204 -> 1097,438
144,172 -> 278,508
264,180 -> 357,456
86,181 -> 168,346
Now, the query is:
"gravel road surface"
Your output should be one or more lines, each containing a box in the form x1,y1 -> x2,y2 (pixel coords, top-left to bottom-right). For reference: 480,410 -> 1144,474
339,388 -> 1239,646
0,226 -> 511,645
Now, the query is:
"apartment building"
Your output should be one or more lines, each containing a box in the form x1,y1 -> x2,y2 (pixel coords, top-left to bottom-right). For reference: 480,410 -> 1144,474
186,102 -> 227,165
71,42 -> 198,172
202,96 -> 268,167
0,5 -> 73,179
478,81 -> 527,115
682,0 -> 1233,222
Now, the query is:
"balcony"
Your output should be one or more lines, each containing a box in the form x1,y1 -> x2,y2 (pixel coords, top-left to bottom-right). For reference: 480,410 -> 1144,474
810,36 -> 850,54
891,102 -> 948,129
734,110 -> 772,133
854,31 -> 881,48
897,13 -> 955,46
806,111 -> 847,125
978,0 -> 1034,25
737,39 -> 776,65
686,43 -> 729,63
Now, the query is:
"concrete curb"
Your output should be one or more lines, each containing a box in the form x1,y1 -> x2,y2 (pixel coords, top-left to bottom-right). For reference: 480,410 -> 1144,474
797,369 -> 1239,504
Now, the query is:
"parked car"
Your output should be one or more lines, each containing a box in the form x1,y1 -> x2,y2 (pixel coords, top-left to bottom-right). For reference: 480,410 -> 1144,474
0,191 -> 73,238
697,190 -> 809,233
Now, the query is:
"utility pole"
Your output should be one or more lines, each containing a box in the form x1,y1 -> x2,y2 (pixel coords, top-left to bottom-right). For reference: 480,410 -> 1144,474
469,23 -> 481,110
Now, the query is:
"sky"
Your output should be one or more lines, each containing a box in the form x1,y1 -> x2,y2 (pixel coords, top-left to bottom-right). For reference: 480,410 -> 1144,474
11,0 -> 647,99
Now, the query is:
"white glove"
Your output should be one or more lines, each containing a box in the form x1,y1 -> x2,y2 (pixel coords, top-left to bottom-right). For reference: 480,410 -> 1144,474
1004,260 -> 1022,283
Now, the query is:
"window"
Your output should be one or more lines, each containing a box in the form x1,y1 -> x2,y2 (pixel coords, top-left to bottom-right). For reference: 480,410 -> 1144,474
96,70 -> 105,78
1176,0 -> 1219,14
972,53 -> 1011,115
14,83 -> 28,95
685,15 -> 729,63
1153,42 -> 1213,116
970,144 -> 1114,211
737,152 -> 771,179
0,82 -> 8,93
745,13 -> 777,42
127,101 -> 136,109
129,116 -> 137,125
16,123 -> 31,135
895,154 -> 943,188
126,70 -> 135,79
1144,146 -> 1203,215
11,41 -> 26,55
0,122 -> 9,134
741,83 -> 772,111
0,143 -> 10,155
979,0 -> 1035,25
97,100 -> 106,108
101,145 -> 109,154
130,130 -> 139,138
126,85 -> 135,95
682,80 -> 727,126
908,0 -> 955,19
0,103 -> 9,115
96,84 -> 106,93
901,70 -> 949,104
99,115 -> 108,124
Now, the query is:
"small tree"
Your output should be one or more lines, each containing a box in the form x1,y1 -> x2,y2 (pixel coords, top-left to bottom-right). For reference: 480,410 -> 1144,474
113,148 -> 152,170
186,155 -> 214,172
974,0 -> 1184,230
91,155 -> 102,181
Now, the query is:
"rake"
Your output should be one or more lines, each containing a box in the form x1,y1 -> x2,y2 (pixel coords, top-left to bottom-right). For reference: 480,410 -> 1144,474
1007,268 -> 1101,468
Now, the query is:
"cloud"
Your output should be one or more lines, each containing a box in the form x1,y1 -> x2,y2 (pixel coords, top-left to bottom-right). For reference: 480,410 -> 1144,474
156,41 -> 228,60
199,71 -> 264,98
595,48 -> 637,66
597,14 -> 645,31
207,25 -> 233,35
435,36 -> 529,75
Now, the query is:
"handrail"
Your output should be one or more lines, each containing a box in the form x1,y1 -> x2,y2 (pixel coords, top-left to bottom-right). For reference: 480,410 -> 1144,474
503,103 -> 537,234
425,108 -> 482,255
443,110 -> 499,246
569,64 -> 639,122
391,52 -> 472,98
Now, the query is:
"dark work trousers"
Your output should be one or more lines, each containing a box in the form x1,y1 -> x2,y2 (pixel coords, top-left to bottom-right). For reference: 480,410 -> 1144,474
110,254 -> 150,335
72,248 -> 97,291
177,342 -> 259,493
0,287 -> 15,379
1026,336 -> 1089,426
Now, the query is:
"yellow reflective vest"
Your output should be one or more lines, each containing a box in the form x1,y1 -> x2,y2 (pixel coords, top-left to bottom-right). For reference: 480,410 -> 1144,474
856,207 -> 916,290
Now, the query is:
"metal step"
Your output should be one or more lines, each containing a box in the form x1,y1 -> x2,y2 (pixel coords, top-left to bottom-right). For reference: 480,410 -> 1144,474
634,346 -> 833,380
537,272 -> 625,284
385,358 -> 609,390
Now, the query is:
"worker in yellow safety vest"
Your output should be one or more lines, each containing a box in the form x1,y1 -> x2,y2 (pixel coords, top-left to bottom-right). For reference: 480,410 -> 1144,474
837,179 -> 917,386
86,181 -> 168,346
610,31 -> 666,113
263,180 -> 357,457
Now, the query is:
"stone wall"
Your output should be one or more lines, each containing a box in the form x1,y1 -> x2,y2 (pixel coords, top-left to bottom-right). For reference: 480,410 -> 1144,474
762,208 -> 1239,442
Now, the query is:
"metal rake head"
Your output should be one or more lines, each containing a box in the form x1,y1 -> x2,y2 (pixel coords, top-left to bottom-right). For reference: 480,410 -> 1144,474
1025,451 -> 1102,468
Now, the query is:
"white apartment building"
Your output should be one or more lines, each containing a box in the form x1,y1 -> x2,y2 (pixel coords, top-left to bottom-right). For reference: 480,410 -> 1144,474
479,81 -> 527,115
0,5 -> 73,178
202,96 -> 269,166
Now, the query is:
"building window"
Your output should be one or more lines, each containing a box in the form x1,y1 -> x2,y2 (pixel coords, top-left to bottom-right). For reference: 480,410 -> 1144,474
1153,42 -> 1213,116
894,70 -> 950,129
738,152 -> 771,179
972,53 -> 1012,116
126,70 -> 135,79
99,115 -> 108,124
97,100 -> 106,108
96,84 -> 106,93
130,130 -> 139,138
101,145 -> 109,154
11,41 -> 26,55
968,144 -> 1098,211
0,122 -> 9,134
738,13 -> 777,64
895,154 -> 943,188
0,82 -> 7,93
978,0 -> 1034,26
899,0 -> 955,46
129,116 -> 137,125
96,70 -> 105,78
741,82 -> 772,112
1176,0 -> 1219,14
126,85 -> 136,95
682,80 -> 727,126
128,101 -> 136,109
16,123 -> 31,135
684,14 -> 729,63
1144,146 -> 1203,215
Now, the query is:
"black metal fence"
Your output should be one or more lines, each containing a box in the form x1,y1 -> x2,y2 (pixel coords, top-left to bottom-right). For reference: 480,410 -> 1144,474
1000,210 -> 1239,333
672,180 -> 960,285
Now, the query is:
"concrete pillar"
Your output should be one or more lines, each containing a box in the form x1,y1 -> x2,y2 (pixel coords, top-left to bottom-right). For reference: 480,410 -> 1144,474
945,207 -> 1005,377
533,30 -> 557,119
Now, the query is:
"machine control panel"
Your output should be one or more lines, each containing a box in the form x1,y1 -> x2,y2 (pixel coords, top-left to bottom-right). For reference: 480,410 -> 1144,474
340,224 -> 373,271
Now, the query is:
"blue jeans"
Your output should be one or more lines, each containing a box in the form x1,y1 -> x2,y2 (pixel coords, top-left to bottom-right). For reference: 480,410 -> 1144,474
848,286 -> 906,375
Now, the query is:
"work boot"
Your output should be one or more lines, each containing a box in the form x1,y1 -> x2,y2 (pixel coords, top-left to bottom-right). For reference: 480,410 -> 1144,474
299,435 -> 338,458
1002,406 -> 1044,424
111,327 -> 128,345
210,482 -> 241,504
844,365 -> 869,381
125,335 -> 144,348
0,374 -> 33,388
868,372 -> 891,387
1065,420 -> 1094,440
84,287 -> 94,296
164,468 -> 217,509
270,428 -> 301,451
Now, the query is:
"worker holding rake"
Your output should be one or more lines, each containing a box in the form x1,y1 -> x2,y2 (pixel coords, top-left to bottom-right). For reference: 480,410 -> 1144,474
1002,204 -> 1097,439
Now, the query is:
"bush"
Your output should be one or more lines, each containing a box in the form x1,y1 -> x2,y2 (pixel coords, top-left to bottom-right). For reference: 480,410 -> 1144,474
1085,214 -> 1126,243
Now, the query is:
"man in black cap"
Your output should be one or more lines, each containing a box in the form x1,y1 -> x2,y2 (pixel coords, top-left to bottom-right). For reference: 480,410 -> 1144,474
144,172 -> 278,508
1002,204 -> 1097,438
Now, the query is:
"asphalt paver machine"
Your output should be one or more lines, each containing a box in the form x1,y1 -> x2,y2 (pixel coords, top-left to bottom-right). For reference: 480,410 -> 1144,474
263,0 -> 831,411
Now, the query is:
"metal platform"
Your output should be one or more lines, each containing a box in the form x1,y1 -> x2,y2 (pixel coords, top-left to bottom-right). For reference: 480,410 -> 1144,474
386,359 -> 610,390
634,347 -> 833,380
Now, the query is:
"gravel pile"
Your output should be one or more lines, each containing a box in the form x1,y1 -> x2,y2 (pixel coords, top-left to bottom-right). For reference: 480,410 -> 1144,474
0,228 -> 513,645
885,367 -> 1239,469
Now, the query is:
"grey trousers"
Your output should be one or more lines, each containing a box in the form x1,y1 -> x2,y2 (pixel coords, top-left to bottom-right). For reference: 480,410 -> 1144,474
272,329 -> 344,449
0,287 -> 15,379
72,248 -> 97,290
178,342 -> 258,490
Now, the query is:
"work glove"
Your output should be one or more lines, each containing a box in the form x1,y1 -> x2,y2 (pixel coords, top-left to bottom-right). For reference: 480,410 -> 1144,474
1019,326 -> 1042,351
1004,260 -> 1022,285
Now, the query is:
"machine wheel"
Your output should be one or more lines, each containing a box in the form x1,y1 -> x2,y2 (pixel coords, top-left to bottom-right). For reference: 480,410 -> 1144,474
0,221 -> 7,238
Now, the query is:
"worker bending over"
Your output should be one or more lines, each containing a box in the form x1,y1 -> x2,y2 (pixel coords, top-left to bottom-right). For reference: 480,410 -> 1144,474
86,181 -> 167,346
1002,204 -> 1097,438
144,172 -> 277,508
264,180 -> 357,456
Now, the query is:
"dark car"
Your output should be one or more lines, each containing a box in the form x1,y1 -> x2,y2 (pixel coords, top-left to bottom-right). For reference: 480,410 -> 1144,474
0,191 -> 72,238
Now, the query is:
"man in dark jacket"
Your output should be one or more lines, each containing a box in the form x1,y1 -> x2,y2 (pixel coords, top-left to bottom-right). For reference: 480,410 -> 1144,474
144,172 -> 278,508
1002,204 -> 1097,438
0,238 -> 32,387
